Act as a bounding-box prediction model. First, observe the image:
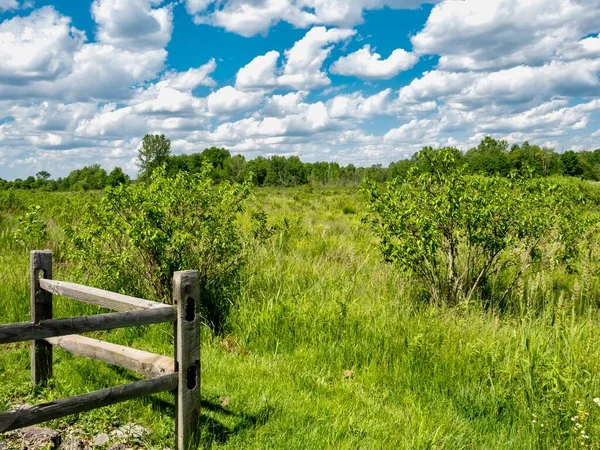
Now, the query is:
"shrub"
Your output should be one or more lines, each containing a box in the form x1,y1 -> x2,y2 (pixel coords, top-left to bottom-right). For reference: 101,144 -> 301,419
66,166 -> 252,332
362,147 -> 597,309
13,204 -> 49,250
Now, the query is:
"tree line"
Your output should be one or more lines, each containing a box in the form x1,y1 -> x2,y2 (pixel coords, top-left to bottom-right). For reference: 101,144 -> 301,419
2,135 -> 600,191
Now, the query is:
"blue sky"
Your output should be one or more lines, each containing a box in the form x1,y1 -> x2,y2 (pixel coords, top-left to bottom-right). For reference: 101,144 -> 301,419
0,0 -> 599,179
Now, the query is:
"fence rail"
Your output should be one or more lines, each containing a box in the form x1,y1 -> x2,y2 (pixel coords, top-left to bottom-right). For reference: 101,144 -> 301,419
0,251 -> 201,450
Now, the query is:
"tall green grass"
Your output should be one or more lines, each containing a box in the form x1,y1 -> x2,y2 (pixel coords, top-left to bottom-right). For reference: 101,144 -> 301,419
1,186 -> 600,449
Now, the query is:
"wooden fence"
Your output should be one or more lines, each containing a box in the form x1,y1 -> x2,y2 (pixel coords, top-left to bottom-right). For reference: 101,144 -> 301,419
0,251 -> 201,450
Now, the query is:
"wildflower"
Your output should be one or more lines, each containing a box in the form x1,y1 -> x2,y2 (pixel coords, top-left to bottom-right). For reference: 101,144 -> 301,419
594,397 -> 600,407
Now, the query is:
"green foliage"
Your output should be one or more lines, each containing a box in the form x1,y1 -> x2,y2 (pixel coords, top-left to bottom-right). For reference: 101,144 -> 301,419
3,186 -> 600,448
0,189 -> 25,212
13,205 -> 49,250
62,164 -> 108,191
66,166 -> 252,331
363,146 -> 597,308
107,167 -> 130,187
138,134 -> 171,180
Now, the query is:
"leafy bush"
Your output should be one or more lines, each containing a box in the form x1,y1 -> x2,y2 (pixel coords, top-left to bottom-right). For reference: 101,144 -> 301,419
362,147 -> 597,309
0,189 -> 25,213
66,166 -> 252,332
13,204 -> 49,250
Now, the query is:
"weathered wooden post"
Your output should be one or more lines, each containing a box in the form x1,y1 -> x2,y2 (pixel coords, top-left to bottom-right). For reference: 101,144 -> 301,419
173,271 -> 201,450
30,250 -> 53,385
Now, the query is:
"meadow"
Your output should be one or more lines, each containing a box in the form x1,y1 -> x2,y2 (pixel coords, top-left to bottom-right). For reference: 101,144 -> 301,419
2,182 -> 600,449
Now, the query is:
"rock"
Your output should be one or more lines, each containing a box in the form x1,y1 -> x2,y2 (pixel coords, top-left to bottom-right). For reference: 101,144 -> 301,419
1,441 -> 8,450
109,424 -> 148,442
92,434 -> 109,447
59,437 -> 89,450
21,427 -> 61,450
342,369 -> 354,381
107,444 -> 131,450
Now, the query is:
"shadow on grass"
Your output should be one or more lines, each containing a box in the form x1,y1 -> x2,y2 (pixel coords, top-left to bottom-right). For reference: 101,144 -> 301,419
110,365 -> 273,446
146,391 -> 273,446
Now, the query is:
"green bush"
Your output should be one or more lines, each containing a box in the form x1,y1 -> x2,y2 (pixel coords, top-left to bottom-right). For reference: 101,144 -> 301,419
362,147 -> 598,310
66,166 -> 252,332
13,204 -> 49,250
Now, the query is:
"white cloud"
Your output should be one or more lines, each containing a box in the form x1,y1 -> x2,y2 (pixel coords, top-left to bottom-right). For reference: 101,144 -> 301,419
560,35 -> 600,60
91,0 -> 173,50
331,45 -> 418,80
207,86 -> 265,115
75,105 -> 145,138
0,7 -> 85,85
186,0 -> 436,36
235,27 -> 358,91
52,43 -> 167,101
278,26 -> 356,90
2,0 -> 600,180
162,59 -> 217,91
236,51 -> 280,91
327,89 -> 392,119
0,0 -> 19,11
412,0 -> 600,71
399,60 -> 600,107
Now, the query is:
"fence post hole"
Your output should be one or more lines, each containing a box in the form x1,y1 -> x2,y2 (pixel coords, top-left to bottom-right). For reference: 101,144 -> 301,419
173,271 -> 201,450
30,250 -> 53,386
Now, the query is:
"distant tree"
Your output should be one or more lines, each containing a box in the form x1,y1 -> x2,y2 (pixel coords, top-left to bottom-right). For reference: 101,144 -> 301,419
246,156 -> 269,186
560,150 -> 584,177
36,171 -> 51,180
224,154 -> 247,183
465,136 -> 510,176
138,134 -> 171,180
64,164 -> 108,190
107,167 -> 130,187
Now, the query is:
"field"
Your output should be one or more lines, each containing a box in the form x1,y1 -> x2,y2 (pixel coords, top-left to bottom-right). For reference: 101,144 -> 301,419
2,185 -> 600,449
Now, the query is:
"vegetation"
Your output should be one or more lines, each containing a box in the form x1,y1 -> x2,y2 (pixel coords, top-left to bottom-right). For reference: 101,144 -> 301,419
66,166 -> 251,332
363,146 -> 597,308
3,135 -> 600,192
2,146 -> 600,448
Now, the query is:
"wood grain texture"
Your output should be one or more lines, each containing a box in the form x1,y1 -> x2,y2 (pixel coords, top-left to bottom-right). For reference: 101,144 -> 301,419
0,373 -> 178,433
45,335 -> 174,379
0,307 -> 175,344
39,279 -> 166,312
30,250 -> 53,386
173,270 -> 201,450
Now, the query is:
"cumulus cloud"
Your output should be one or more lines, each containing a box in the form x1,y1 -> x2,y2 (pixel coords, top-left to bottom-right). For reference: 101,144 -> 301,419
327,89 -> 392,119
91,0 -> 173,50
185,0 -> 435,36
278,26 -> 356,90
161,59 -> 218,91
412,0 -> 600,71
207,86 -> 265,115
0,6 -> 168,102
0,7 -> 85,85
0,0 -> 19,11
235,27 -> 356,91
399,60 -> 600,107
331,45 -> 418,79
236,51 -> 280,91
1,0 -> 600,180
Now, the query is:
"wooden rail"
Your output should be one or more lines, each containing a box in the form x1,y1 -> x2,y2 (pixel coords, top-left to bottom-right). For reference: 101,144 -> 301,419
45,335 -> 174,379
0,374 -> 178,433
39,279 -> 167,312
0,251 -> 201,450
0,307 -> 175,344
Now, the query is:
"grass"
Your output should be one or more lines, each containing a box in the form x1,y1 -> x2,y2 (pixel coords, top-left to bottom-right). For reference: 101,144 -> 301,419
2,186 -> 600,449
